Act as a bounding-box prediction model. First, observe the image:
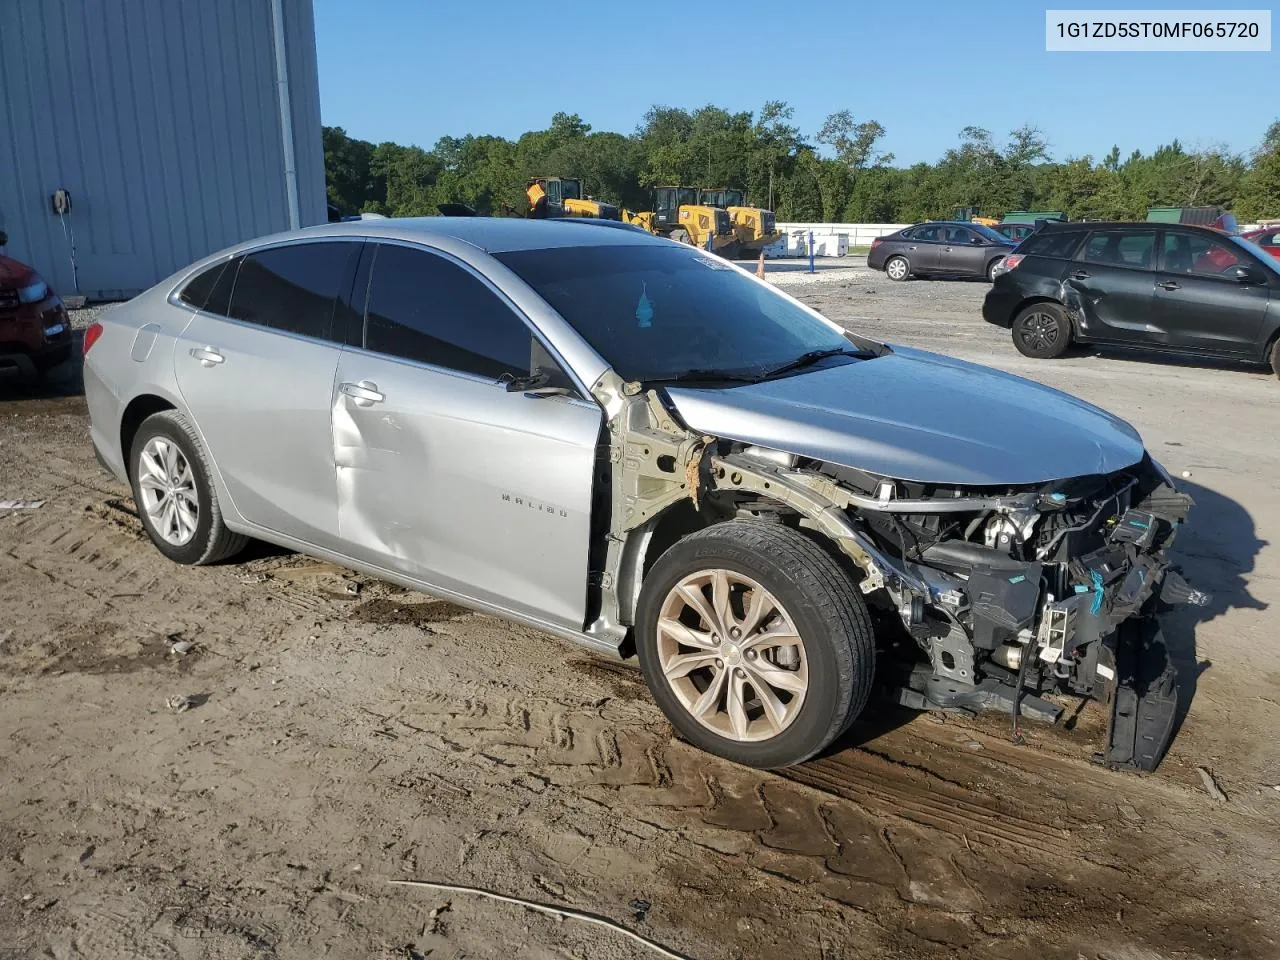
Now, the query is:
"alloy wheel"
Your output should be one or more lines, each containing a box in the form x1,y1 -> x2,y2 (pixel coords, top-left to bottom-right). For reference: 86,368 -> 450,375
137,436 -> 200,546
886,258 -> 908,280
655,569 -> 808,742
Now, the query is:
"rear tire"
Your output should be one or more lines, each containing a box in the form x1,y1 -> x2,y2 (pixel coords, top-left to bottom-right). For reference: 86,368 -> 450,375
885,255 -> 910,281
1012,302 -> 1072,359
670,227 -> 693,245
635,520 -> 875,769
1270,336 -> 1280,379
129,411 -> 247,566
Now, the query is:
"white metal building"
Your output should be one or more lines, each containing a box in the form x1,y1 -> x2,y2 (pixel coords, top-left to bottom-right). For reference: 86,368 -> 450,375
0,0 -> 326,300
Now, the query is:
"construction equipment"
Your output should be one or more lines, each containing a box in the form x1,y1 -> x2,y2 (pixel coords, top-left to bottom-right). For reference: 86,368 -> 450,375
698,187 -> 781,259
954,206 -> 999,227
526,177 -> 620,220
620,186 -> 735,252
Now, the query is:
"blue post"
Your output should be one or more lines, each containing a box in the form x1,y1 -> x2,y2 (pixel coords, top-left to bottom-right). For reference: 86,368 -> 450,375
706,225 -> 715,253
808,230 -> 816,274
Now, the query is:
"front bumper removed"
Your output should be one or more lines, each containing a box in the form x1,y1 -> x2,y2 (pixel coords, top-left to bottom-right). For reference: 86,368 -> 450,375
897,618 -> 1180,772
891,477 -> 1204,773
1101,618 -> 1180,771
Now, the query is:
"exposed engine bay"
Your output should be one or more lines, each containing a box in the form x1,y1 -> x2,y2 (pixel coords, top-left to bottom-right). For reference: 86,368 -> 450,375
588,370 -> 1208,772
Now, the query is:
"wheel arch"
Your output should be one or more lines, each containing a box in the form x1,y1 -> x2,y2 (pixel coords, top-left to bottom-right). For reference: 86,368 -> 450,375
119,394 -> 178,478
1263,325 -> 1280,372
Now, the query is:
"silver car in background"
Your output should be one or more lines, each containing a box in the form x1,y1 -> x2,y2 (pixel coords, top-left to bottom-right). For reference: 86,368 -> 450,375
83,218 -> 1205,771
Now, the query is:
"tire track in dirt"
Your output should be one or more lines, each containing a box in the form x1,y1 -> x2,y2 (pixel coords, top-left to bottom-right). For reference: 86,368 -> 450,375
6,494 -> 1275,959
350,685 -> 1270,958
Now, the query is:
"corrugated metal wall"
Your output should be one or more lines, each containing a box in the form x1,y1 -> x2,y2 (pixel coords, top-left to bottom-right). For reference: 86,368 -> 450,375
0,0 -> 325,300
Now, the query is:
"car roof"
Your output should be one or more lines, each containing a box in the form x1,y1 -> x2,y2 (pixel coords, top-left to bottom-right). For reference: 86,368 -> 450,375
1036,220 -> 1232,235
256,216 -> 667,254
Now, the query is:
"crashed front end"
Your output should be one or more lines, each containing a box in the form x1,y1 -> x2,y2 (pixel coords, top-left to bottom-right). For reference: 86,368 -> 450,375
806,454 -> 1205,771
592,375 -> 1206,772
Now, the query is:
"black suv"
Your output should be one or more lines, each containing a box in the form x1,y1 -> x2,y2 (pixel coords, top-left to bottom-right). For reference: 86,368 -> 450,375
868,221 -> 1016,282
983,221 -> 1280,377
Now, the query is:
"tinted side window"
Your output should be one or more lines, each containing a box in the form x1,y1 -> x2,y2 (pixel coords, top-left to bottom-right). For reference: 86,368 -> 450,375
179,259 -> 234,312
1162,230 -> 1241,277
944,226 -> 975,244
228,242 -> 353,340
1081,231 -> 1155,269
363,244 -> 532,380
1022,231 -> 1084,259
914,225 -> 942,242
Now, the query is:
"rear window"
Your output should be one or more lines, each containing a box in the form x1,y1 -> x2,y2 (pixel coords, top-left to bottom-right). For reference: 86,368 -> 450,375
228,242 -> 355,341
1081,230 -> 1156,269
1019,231 -> 1085,259
179,259 -> 237,313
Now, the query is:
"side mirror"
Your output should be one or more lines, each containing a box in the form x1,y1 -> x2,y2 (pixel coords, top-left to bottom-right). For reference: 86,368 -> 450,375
1233,265 -> 1266,284
501,371 -> 576,398
971,236 -> 985,245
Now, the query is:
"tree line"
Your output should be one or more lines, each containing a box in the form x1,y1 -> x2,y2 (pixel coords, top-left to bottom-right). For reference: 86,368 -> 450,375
323,103 -> 1280,224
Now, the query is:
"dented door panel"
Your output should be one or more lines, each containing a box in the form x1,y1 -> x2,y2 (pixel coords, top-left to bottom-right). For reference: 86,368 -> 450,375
332,349 -> 601,630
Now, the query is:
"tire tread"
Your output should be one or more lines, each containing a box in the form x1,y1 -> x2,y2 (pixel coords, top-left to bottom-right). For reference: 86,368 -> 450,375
132,410 -> 247,565
639,519 -> 875,767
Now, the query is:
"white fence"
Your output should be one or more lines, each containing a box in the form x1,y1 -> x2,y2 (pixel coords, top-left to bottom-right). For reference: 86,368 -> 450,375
767,222 -> 908,258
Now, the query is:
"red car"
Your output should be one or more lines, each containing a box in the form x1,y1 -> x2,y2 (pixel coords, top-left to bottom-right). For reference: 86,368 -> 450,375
1242,227 -> 1280,259
0,242 -> 73,381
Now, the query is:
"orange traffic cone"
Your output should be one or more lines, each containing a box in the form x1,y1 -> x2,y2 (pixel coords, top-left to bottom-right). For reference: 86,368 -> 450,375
756,250 -> 765,279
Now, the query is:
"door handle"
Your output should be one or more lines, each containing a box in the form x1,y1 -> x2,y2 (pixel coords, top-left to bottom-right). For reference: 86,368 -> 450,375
1071,270 -> 1091,280
1157,280 -> 1180,291
339,380 -> 385,406
189,346 -> 224,367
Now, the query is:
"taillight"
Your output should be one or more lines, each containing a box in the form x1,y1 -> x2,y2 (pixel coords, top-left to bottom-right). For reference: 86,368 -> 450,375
82,321 -> 103,355
1002,254 -> 1024,271
870,237 -> 883,247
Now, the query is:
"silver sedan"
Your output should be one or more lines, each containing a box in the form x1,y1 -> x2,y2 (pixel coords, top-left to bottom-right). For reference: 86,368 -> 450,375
84,217 -> 1202,770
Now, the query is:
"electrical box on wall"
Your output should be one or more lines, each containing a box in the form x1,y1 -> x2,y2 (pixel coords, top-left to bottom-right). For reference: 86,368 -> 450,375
51,189 -> 72,215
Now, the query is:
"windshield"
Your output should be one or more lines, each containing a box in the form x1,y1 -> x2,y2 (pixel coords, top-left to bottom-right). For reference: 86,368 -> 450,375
495,244 -> 852,382
677,187 -> 699,207
971,223 -> 1011,243
1230,235 -> 1280,274
724,189 -> 744,206
561,179 -> 582,200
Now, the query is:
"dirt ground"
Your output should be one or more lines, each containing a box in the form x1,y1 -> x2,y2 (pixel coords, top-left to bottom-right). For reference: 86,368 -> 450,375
2,267 -> 1278,960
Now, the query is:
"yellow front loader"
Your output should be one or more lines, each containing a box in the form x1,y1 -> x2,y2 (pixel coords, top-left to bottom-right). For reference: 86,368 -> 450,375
526,177 -> 621,220
699,188 -> 781,258
620,186 -> 736,253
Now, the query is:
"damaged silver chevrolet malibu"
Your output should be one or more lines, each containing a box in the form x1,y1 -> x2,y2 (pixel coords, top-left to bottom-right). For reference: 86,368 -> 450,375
83,217 -> 1207,771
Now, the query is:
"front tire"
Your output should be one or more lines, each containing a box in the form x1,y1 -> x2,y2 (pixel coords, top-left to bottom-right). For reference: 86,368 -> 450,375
635,520 -> 875,769
885,255 -> 910,281
129,410 -> 247,565
670,227 -> 693,245
987,258 -> 1003,282
1012,302 -> 1072,359
1270,337 -> 1280,378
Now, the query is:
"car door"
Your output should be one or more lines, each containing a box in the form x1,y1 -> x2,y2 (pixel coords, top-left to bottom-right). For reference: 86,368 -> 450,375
901,224 -> 943,272
174,239 -> 360,549
1152,229 -> 1271,356
1062,228 -> 1158,344
938,225 -> 987,276
332,241 -> 602,631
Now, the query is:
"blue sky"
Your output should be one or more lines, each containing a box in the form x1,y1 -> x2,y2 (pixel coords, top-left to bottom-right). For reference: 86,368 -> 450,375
314,0 -> 1276,164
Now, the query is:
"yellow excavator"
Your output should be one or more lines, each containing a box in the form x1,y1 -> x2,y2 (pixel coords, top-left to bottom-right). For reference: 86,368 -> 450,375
699,187 -> 780,258
620,186 -> 736,252
526,177 -> 620,220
